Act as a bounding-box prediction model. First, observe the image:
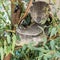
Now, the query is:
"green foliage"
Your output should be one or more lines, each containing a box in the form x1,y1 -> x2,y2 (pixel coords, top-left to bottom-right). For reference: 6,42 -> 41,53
0,0 -> 17,60
0,0 -> 60,60
11,0 -> 60,60
11,37 -> 60,60
23,0 -> 30,3
50,27 -> 57,37
0,47 -> 4,60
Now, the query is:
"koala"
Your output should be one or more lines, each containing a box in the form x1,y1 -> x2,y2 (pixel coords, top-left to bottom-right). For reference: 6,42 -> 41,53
30,1 -> 51,25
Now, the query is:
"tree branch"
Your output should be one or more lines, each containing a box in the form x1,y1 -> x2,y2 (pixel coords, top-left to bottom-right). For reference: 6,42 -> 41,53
18,0 -> 33,25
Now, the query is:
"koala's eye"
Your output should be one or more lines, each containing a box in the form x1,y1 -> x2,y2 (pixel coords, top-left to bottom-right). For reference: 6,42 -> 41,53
37,17 -> 41,22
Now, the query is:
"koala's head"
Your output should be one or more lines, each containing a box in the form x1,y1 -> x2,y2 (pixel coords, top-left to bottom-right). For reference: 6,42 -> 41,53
30,1 -> 50,24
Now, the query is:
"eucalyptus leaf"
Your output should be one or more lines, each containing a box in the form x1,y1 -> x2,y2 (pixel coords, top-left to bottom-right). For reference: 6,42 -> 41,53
50,40 -> 55,50
57,24 -> 60,34
0,47 -> 4,60
44,45 -> 49,50
54,51 -> 60,58
6,33 -> 11,44
12,34 -> 17,51
50,27 -> 57,37
42,37 -> 47,45
44,56 -> 48,60
4,40 -> 7,54
22,45 -> 27,51
0,12 -> 4,16
23,0 -> 29,2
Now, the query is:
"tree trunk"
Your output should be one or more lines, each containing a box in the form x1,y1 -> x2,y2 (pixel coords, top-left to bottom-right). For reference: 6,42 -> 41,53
4,54 -> 11,60
11,0 -> 21,30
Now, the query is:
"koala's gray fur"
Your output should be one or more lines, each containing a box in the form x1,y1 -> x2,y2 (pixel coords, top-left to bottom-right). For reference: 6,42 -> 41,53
30,1 -> 50,24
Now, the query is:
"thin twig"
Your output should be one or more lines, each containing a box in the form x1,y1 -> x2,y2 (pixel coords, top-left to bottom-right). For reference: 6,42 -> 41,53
18,0 -> 33,25
6,30 -> 16,33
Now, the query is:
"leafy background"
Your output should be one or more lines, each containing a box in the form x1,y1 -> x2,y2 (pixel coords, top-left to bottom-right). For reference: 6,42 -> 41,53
0,0 -> 60,60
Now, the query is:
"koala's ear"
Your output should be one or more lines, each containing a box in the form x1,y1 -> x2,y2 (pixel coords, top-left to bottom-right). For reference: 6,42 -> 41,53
30,4 -> 34,12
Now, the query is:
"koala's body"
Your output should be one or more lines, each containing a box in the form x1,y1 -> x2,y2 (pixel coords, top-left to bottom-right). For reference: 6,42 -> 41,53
30,1 -> 50,24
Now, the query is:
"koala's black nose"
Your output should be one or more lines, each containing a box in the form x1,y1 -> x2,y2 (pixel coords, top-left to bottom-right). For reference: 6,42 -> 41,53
37,17 -> 41,23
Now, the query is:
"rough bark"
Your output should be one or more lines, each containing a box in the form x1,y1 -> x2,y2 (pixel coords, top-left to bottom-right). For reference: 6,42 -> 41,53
11,0 -> 21,27
4,54 -> 11,60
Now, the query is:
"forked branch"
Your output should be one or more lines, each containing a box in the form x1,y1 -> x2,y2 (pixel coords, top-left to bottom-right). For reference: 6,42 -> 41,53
18,0 -> 33,25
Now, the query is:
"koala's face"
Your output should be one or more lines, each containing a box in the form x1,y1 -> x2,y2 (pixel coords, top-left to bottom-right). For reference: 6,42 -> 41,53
30,1 -> 50,24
